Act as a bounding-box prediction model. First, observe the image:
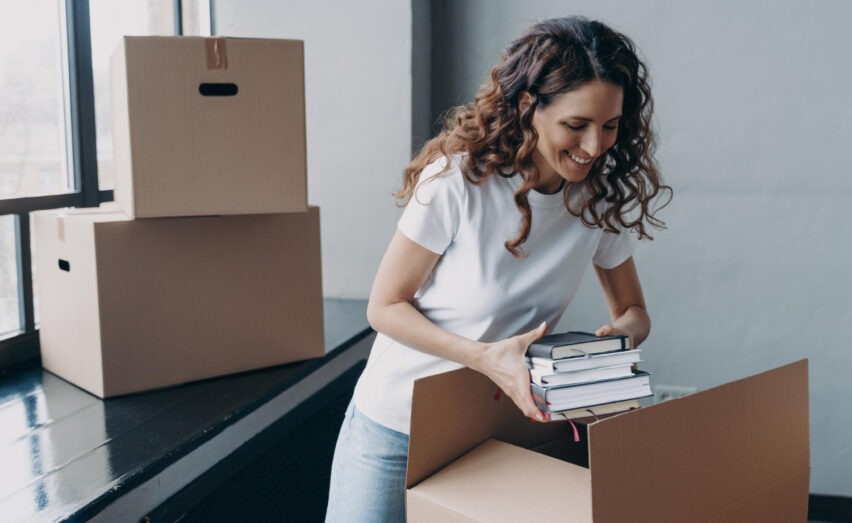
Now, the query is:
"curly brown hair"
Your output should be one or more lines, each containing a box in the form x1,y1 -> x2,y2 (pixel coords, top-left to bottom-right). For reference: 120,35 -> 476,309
395,16 -> 672,258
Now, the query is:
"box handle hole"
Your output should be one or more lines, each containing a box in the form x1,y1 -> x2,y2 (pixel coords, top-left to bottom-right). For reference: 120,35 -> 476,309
198,83 -> 238,96
58,259 -> 70,272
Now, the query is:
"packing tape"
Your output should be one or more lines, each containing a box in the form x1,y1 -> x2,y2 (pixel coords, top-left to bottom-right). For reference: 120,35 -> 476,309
205,37 -> 228,70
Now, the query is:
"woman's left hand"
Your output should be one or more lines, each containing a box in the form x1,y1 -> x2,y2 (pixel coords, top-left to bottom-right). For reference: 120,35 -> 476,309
595,324 -> 637,371
594,324 -> 632,346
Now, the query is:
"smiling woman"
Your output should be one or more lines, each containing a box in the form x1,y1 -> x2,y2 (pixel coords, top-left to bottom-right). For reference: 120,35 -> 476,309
325,16 -> 672,523
397,17 -> 671,259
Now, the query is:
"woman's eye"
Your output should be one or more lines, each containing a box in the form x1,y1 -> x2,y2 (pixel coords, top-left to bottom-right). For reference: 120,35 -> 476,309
564,123 -> 618,131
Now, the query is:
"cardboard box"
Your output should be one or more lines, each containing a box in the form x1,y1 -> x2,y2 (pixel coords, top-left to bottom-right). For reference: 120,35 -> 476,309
110,36 -> 307,218
407,360 -> 809,522
32,204 -> 324,398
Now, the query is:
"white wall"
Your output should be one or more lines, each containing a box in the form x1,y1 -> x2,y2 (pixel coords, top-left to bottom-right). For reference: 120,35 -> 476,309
431,0 -> 852,496
215,0 -> 852,496
214,0 -> 412,298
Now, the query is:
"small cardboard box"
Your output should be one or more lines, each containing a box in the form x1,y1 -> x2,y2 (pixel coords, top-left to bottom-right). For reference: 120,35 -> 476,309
32,204 -> 324,398
407,360 -> 809,522
110,36 -> 307,218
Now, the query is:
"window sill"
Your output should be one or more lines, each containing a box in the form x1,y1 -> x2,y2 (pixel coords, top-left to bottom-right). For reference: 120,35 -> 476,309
0,298 -> 370,521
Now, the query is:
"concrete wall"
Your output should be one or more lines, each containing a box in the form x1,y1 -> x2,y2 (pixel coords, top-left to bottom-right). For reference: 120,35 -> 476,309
430,0 -> 852,496
411,0 -> 432,154
213,0 -> 412,299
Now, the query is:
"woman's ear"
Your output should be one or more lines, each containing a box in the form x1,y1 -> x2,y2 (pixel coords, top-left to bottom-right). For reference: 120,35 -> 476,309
518,91 -> 535,113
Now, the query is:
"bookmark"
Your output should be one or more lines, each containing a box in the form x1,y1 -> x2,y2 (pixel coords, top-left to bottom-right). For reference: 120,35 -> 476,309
568,419 -> 580,442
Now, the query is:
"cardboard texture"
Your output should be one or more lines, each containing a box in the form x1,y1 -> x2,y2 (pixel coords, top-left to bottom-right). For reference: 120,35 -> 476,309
408,439 -> 592,523
110,36 -> 307,218
408,360 -> 809,522
32,204 -> 324,398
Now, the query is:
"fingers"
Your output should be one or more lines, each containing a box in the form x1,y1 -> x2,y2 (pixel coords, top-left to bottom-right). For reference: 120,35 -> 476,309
525,320 -> 548,344
503,385 -> 546,422
510,378 -> 547,422
497,321 -> 553,422
595,324 -> 613,337
520,394 -> 546,422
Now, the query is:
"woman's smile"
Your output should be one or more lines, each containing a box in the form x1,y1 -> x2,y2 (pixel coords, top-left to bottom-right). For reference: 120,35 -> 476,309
565,150 -> 593,168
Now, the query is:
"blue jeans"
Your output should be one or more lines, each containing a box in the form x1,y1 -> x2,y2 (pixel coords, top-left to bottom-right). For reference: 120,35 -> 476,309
325,398 -> 410,522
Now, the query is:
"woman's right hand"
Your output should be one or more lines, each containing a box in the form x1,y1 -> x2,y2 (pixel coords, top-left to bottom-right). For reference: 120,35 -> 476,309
368,231 -> 551,423
471,321 -> 550,422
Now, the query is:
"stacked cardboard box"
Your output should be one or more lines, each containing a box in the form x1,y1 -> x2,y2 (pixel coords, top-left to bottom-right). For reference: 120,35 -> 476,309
33,36 -> 324,398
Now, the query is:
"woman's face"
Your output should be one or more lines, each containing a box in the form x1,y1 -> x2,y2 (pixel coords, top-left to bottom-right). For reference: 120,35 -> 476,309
527,80 -> 624,192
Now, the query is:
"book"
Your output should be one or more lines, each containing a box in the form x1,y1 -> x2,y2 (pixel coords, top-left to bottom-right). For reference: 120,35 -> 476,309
526,331 -> 629,360
530,371 -> 652,412
526,348 -> 641,373
548,398 -> 640,420
530,363 -> 634,387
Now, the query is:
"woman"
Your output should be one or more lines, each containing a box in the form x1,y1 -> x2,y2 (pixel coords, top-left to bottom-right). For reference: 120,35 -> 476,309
325,15 -> 671,522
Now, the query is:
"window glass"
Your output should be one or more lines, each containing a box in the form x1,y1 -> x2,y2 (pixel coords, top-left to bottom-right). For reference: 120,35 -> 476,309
0,215 -> 21,339
89,0 -> 174,191
29,214 -> 40,329
0,0 -> 71,199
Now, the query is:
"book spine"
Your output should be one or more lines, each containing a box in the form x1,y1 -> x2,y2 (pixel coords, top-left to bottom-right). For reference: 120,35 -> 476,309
529,382 -> 549,411
526,358 -> 557,374
525,342 -> 554,359
540,370 -> 651,391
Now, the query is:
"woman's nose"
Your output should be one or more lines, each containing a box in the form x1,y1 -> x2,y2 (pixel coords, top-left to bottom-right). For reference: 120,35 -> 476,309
580,129 -> 603,157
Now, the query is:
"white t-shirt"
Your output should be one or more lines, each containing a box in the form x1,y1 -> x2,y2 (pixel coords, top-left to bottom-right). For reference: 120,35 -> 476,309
352,155 -> 637,434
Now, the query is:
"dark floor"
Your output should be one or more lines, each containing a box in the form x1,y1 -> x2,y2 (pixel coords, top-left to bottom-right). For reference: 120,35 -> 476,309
146,362 -> 365,522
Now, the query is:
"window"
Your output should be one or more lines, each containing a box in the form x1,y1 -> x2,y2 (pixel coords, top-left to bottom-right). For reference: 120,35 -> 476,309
0,1 -> 72,202
0,215 -> 19,338
0,1 -> 210,369
89,0 -> 175,190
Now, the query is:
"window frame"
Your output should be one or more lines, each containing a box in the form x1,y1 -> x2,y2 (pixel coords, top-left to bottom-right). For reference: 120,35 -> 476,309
0,0 -> 188,369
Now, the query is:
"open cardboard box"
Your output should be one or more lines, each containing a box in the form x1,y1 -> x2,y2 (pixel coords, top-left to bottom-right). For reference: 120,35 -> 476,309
407,359 -> 809,522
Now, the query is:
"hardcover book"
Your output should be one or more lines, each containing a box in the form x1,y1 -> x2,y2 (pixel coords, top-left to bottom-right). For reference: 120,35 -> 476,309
530,371 -> 652,412
526,331 -> 629,360
530,363 -> 634,387
526,348 -> 641,373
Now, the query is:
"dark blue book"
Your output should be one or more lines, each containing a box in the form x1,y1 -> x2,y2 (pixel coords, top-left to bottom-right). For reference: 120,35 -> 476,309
526,331 -> 629,360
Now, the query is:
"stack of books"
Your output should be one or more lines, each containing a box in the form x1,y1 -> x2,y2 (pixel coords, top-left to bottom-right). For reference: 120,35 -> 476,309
525,331 -> 653,420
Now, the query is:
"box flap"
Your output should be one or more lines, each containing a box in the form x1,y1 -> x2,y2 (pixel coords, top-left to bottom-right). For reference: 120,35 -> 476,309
587,359 -> 809,522
30,205 -> 131,242
34,204 -> 130,220
409,439 -> 592,522
407,367 -> 587,489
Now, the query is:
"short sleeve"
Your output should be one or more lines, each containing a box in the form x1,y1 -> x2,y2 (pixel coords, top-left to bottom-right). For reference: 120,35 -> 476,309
593,227 -> 638,269
397,157 -> 465,255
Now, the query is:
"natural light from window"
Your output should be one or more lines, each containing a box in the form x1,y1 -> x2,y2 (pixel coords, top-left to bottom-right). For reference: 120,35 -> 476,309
89,0 -> 174,191
0,0 -> 71,200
